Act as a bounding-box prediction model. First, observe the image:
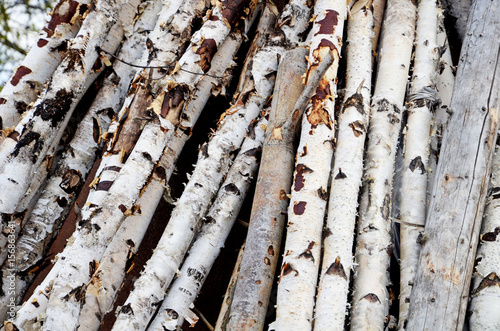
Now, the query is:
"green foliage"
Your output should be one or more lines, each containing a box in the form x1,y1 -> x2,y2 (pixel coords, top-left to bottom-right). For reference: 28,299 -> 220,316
0,0 -> 55,88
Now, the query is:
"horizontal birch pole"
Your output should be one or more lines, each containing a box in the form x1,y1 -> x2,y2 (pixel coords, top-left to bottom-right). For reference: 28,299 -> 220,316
406,0 -> 500,329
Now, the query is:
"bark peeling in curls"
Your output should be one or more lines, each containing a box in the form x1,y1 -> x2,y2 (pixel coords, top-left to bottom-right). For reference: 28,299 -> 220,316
307,79 -> 333,129
10,66 -> 32,86
315,10 -> 339,36
344,92 -> 365,115
12,131 -> 43,163
474,273 -> 500,294
195,39 -> 218,73
33,89 -> 74,127
221,0 -> 250,25
294,164 -> 313,191
60,169 -> 83,193
325,256 -> 347,279
44,0 -> 83,38
161,85 -> 185,118
480,227 -> 500,242
349,120 -> 366,137
293,201 -> 307,215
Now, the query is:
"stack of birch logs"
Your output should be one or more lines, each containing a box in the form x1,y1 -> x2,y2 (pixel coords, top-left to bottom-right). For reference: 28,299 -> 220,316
0,0 -> 499,329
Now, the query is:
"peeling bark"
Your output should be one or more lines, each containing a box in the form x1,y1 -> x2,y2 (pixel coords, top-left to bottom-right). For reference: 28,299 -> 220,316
314,2 -> 373,329
350,0 -> 416,329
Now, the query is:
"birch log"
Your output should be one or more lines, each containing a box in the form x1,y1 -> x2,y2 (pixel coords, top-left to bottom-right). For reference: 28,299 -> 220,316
314,2 -> 373,329
468,141 -> 500,330
273,0 -> 345,329
398,0 -> 439,328
0,0 -> 90,136
406,1 -> 500,329
349,0 -> 416,330
148,114 -> 267,330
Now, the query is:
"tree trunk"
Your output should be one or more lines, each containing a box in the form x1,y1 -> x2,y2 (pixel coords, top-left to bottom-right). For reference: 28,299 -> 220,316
406,0 -> 500,329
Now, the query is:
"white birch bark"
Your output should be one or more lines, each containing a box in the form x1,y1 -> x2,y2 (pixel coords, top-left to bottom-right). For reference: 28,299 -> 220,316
314,2 -> 373,329
0,0 -> 90,136
148,114 -> 267,330
80,0 -> 195,222
273,0 -> 345,329
406,0 -> 500,328
468,143 -> 500,330
398,0 -> 439,328
349,0 -> 416,330
0,0 -> 136,216
10,0 -> 162,283
427,9 -> 455,198
41,118 -> 175,331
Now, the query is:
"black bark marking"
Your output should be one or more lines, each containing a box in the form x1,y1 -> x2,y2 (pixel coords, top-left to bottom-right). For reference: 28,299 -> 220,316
325,256 -> 347,279
200,143 -> 209,158
103,165 -> 122,172
474,273 -> 500,294
490,187 -> 500,199
375,98 -> 391,112
33,89 -> 74,127
89,260 -> 98,277
409,156 -> 426,174
323,227 -> 333,238
59,169 -> 82,193
55,196 -> 68,207
203,216 -> 216,224
243,147 -> 260,158
344,92 -> 365,115
294,164 -> 313,191
119,303 -> 134,315
268,245 -> 275,256
15,101 -> 28,115
380,194 -> 391,220
281,263 -> 299,277
334,168 -> 347,179
11,66 -> 32,86
62,284 -> 86,302
298,242 -> 315,263
96,180 -> 113,192
293,201 -> 307,215
92,117 -> 100,143
480,227 -> 500,242
142,151 -> 152,162
223,183 -> 241,195
12,131 -> 43,163
187,267 -> 205,284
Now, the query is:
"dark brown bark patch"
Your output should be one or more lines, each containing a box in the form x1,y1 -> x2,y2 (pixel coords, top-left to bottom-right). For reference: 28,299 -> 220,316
323,227 -> 332,238
409,156 -> 426,174
195,39 -> 218,73
33,89 -> 74,127
317,187 -> 328,201
315,10 -> 339,36
60,169 -> 83,193
325,256 -> 347,279
268,245 -> 275,256
92,117 -> 100,143
0,98 -> 6,105
96,181 -> 114,192
62,284 -> 86,302
15,101 -> 28,115
480,227 -> 500,242
45,0 -> 82,38
11,66 -> 32,86
307,78 -> 333,129
221,0 -> 249,25
56,196 -> 68,207
224,183 -> 241,195
293,201 -> 307,215
37,38 -> 49,47
294,164 -> 313,191
161,85 -> 185,118
298,242 -> 315,262
349,120 -> 366,137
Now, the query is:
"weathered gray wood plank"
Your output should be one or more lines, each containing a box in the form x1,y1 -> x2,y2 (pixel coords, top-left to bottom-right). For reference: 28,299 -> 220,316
405,0 -> 500,330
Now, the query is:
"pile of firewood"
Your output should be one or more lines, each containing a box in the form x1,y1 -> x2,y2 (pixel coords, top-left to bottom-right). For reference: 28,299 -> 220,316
0,0 -> 499,330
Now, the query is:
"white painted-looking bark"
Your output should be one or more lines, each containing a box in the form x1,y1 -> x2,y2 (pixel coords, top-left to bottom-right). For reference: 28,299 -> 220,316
406,0 -> 500,329
398,0 -> 439,328
149,114 -> 267,330
314,2 -> 373,329
273,0 -> 345,329
349,0 -> 416,330
468,142 -> 500,330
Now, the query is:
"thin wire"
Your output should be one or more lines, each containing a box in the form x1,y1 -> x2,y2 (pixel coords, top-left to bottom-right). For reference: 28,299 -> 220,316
96,46 -> 225,79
